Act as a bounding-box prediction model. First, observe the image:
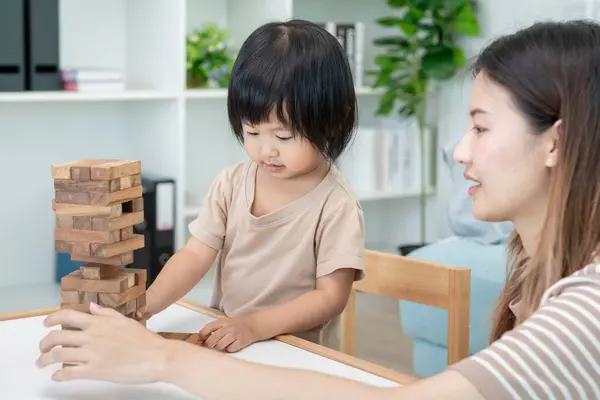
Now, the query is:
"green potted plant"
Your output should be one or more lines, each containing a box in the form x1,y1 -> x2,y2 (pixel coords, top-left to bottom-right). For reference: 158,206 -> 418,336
186,24 -> 237,89
371,0 -> 480,247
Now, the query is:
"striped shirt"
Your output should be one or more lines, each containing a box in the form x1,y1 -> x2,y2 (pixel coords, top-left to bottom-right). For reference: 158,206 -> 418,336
451,262 -> 600,399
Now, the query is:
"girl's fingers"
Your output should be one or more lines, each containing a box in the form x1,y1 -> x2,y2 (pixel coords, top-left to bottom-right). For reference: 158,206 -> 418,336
214,333 -> 236,351
226,338 -> 244,353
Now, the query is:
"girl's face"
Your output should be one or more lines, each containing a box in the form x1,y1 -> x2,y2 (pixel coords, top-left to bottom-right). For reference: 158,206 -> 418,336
242,113 -> 324,179
453,72 -> 555,224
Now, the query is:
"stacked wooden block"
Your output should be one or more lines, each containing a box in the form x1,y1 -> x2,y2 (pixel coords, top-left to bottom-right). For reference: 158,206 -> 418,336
52,159 -> 147,324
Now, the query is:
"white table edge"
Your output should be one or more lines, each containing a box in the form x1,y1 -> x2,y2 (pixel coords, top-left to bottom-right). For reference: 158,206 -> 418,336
0,299 -> 417,386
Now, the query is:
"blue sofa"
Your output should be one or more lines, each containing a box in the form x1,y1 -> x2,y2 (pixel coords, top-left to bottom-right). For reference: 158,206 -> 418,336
399,143 -> 513,377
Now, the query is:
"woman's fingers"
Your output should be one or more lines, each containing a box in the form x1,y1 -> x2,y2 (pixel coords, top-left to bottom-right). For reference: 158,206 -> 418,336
36,346 -> 90,368
43,309 -> 95,330
39,329 -> 87,353
52,364 -> 93,382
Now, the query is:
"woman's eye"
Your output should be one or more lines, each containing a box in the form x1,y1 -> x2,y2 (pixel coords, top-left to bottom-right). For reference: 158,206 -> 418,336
472,126 -> 486,134
277,136 -> 292,141
246,132 -> 259,136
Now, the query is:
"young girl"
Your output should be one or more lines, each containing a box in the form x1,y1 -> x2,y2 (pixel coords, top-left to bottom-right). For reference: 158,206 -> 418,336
39,18 -> 600,400
138,19 -> 365,352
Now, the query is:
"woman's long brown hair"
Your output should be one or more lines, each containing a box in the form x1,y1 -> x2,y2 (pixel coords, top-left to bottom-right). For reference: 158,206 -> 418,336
471,20 -> 600,342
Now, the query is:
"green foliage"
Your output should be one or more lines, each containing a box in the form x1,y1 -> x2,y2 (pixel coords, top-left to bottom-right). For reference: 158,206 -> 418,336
186,24 -> 237,89
371,0 -> 480,122
371,0 -> 480,244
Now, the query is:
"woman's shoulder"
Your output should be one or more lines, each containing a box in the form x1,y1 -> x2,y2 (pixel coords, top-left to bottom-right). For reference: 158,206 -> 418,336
541,262 -> 600,304
450,262 -> 600,399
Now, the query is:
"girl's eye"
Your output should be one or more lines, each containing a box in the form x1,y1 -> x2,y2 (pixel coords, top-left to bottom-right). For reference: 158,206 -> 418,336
472,126 -> 486,134
246,131 -> 259,136
277,136 -> 292,141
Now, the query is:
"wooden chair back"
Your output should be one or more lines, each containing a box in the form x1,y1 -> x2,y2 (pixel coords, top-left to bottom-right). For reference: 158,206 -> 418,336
340,250 -> 471,366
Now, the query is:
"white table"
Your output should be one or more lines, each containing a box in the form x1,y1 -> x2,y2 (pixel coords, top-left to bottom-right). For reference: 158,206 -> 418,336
0,300 -> 414,399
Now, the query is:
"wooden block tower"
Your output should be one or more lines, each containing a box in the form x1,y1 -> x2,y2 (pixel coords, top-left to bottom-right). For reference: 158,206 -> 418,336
51,159 -> 147,325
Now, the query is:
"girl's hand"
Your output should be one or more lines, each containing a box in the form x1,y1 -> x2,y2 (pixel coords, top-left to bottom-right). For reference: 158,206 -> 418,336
36,302 -> 171,384
135,289 -> 159,320
197,316 -> 259,353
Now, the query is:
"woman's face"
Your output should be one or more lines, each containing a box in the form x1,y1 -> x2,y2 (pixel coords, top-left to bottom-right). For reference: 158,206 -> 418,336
453,72 -> 555,224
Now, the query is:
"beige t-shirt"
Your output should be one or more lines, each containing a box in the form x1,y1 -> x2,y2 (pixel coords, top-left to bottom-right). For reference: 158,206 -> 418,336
188,161 -> 365,345
451,261 -> 600,399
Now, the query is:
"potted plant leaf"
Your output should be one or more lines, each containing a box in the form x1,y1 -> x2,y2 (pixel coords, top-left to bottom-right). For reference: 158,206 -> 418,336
371,0 -> 480,249
186,24 -> 237,89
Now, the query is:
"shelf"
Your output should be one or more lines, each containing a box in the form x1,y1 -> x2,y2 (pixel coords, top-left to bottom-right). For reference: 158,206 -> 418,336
356,187 -> 434,202
185,86 -> 383,100
0,90 -> 178,103
186,88 -> 228,99
183,187 -> 434,218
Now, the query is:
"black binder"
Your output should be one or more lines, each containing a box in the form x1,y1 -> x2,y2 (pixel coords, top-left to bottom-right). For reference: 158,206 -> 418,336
27,0 -> 61,90
130,176 -> 176,288
0,0 -> 26,91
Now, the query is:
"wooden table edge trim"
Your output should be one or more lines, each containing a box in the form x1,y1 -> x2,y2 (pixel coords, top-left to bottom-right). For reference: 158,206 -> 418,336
176,298 -> 418,385
0,307 -> 60,321
0,299 -> 418,385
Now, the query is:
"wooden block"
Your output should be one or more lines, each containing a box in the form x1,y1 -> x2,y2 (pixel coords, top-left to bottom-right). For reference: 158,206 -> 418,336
61,270 -> 135,293
80,264 -> 124,280
98,280 -> 146,307
90,160 -> 142,181
55,190 -> 91,205
92,211 -> 144,231
61,325 -> 81,331
70,251 -> 134,266
125,298 -> 137,315
157,332 -> 203,346
52,162 -> 74,179
54,178 -> 120,193
55,186 -> 143,206
55,240 -> 73,254
122,197 -> 144,213
73,216 -> 92,230
119,174 -> 142,190
71,242 -> 91,256
121,226 -> 134,240
55,240 -> 94,256
55,228 -> 121,244
70,166 -> 91,181
56,216 -> 74,229
126,268 -> 147,286
91,234 -> 144,258
53,200 -> 122,217
136,293 -> 146,309
60,290 -> 82,304
52,159 -> 115,180
82,292 -> 98,303
60,302 -> 90,313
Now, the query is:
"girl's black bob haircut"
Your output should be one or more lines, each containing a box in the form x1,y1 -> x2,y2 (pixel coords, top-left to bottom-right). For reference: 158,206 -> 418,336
227,19 -> 357,162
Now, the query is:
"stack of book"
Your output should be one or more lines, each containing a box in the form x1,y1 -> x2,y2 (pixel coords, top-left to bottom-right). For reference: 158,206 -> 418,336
317,21 -> 365,88
61,68 -> 124,92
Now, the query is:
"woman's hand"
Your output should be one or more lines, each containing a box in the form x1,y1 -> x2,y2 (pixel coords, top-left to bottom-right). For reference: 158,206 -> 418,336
36,302 -> 172,384
197,316 -> 259,353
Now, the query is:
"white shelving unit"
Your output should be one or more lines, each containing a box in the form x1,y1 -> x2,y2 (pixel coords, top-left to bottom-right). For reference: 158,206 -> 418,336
0,0 -> 430,288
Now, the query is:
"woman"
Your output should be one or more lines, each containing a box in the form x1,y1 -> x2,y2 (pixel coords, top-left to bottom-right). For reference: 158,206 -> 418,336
36,19 -> 600,399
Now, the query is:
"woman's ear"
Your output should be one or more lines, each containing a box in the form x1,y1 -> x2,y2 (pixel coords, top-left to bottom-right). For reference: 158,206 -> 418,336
545,119 -> 561,168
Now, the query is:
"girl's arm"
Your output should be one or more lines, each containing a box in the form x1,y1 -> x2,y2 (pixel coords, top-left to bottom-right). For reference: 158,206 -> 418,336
144,237 -> 217,315
238,268 -> 356,341
37,303 -> 483,400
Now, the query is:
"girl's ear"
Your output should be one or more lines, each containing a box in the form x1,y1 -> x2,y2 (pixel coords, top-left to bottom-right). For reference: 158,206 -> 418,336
545,119 -> 561,168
